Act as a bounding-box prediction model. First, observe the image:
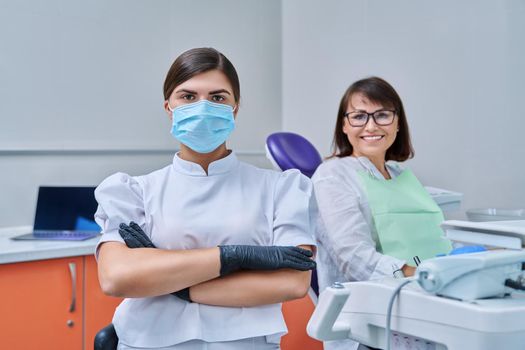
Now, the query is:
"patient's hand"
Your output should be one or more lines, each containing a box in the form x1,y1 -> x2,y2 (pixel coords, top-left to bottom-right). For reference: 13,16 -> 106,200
401,264 -> 416,277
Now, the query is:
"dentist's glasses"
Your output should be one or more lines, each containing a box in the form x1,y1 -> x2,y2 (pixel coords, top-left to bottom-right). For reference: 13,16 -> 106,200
344,109 -> 396,127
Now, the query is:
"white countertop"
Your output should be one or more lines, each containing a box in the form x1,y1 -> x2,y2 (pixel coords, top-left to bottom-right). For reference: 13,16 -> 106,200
0,226 -> 100,264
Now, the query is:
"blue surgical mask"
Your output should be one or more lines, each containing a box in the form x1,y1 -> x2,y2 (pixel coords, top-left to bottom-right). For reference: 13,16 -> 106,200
169,100 -> 235,154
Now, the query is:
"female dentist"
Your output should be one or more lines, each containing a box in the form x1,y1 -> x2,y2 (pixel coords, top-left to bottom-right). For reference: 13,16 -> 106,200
95,47 -> 316,350
313,77 -> 452,350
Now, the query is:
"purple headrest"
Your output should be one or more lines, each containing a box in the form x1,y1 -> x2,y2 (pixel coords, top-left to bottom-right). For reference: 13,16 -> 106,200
266,132 -> 322,178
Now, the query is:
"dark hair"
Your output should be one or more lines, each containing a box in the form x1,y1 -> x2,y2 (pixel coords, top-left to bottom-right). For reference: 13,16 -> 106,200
163,47 -> 240,103
330,76 -> 414,161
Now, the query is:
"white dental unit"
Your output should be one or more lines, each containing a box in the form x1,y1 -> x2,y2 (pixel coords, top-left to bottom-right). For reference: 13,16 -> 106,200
307,220 -> 525,350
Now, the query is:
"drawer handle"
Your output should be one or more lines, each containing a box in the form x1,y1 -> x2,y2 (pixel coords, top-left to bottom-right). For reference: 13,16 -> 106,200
68,262 -> 76,312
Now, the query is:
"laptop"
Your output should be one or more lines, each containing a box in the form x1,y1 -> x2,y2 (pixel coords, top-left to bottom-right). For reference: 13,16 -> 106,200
12,186 -> 101,241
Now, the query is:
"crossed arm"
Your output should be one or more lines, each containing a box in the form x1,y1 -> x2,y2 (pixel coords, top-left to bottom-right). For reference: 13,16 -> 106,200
98,239 -> 313,307
187,254 -> 312,307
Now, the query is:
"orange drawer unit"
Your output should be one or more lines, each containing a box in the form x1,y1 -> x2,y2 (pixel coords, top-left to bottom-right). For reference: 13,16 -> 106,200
0,257 -> 83,349
0,256 -> 122,350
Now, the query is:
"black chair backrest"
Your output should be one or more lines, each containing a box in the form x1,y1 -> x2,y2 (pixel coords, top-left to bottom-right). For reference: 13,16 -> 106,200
94,323 -> 118,350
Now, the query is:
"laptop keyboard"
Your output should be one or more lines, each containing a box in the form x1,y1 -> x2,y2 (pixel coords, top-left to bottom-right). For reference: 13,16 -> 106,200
33,230 -> 99,240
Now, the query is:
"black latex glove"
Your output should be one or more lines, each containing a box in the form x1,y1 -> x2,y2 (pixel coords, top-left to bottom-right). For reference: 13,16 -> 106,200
118,222 -> 156,248
118,222 -> 192,302
218,245 -> 316,276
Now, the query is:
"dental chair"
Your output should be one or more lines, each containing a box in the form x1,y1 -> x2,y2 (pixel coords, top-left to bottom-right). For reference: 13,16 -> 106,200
265,131 -> 322,296
266,132 -> 324,350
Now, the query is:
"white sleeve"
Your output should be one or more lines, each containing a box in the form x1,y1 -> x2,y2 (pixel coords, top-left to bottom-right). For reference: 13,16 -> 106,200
94,172 -> 146,257
272,170 -> 317,248
314,174 -> 405,281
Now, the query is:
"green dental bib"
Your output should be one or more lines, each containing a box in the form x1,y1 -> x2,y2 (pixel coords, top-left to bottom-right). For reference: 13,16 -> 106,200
359,168 -> 452,263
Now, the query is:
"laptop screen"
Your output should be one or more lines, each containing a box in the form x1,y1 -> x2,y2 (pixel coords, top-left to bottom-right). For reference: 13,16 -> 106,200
33,186 -> 98,231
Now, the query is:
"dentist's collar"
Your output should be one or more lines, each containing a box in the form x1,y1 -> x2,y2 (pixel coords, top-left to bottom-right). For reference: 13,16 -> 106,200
172,151 -> 239,176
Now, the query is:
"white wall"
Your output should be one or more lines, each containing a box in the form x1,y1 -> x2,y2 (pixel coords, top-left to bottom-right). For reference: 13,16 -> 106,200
282,0 -> 525,216
0,0 -> 280,226
2,0 -> 524,227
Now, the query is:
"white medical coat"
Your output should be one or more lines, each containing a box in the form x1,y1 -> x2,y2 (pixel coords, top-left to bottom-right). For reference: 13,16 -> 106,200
94,152 -> 316,348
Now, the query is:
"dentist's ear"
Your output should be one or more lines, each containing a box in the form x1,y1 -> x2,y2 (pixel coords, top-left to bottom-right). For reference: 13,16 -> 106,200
164,100 -> 173,121
232,104 -> 239,119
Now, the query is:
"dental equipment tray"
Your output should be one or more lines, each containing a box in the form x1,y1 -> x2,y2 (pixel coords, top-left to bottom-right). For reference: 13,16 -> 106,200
442,220 -> 525,246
